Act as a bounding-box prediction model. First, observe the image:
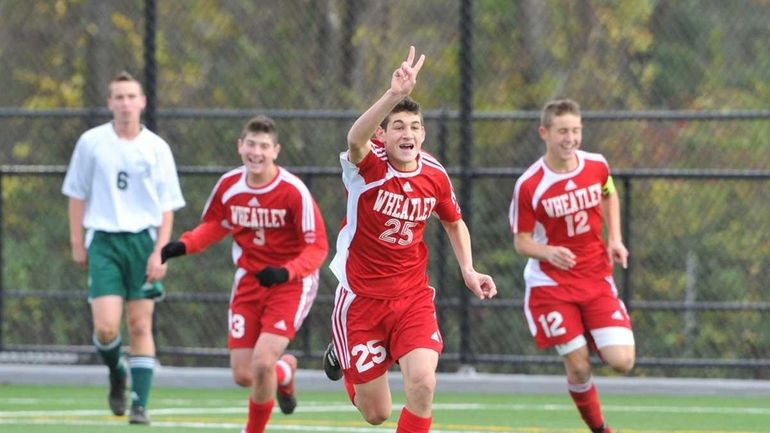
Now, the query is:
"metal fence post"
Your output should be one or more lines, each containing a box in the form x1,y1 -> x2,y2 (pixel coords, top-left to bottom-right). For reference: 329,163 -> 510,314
0,172 -> 4,351
143,0 -> 157,133
458,0 -> 474,367
622,176 -> 632,310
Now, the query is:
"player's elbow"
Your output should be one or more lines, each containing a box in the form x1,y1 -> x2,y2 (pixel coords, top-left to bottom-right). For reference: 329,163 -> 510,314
513,238 -> 526,255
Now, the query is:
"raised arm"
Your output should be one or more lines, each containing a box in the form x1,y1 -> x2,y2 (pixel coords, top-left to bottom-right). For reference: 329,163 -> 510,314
347,46 -> 425,164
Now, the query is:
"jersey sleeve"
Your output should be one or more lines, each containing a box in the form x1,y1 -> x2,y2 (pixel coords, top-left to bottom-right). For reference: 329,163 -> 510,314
282,190 -> 329,280
155,142 -> 186,212
179,179 -> 231,253
510,179 -> 536,234
433,172 -> 462,222
61,136 -> 93,200
179,220 -> 230,254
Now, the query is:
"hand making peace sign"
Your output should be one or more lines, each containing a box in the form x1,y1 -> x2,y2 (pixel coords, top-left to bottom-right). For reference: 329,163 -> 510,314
390,45 -> 426,97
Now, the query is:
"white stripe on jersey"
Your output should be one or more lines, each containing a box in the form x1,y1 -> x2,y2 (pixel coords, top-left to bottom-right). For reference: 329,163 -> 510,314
279,169 -> 317,233
371,142 -> 388,160
329,153 -> 390,289
509,160 -> 543,233
201,166 -> 243,220
294,272 -> 319,329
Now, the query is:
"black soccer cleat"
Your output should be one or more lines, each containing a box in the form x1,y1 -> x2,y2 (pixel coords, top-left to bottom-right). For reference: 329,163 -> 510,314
276,354 -> 298,415
591,424 -> 613,433
323,342 -> 342,381
108,371 -> 127,416
128,405 -> 150,425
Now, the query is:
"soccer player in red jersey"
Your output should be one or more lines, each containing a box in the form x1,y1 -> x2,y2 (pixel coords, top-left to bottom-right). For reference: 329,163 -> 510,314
160,116 -> 328,433
509,99 -> 635,433
324,46 -> 497,433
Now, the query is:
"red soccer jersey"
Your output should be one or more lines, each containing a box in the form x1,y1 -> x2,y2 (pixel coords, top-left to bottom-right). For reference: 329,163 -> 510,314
509,150 -> 612,287
330,141 -> 462,299
179,166 -> 328,281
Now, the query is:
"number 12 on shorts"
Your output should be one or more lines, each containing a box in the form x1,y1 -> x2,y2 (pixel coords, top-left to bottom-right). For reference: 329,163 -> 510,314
538,311 -> 567,338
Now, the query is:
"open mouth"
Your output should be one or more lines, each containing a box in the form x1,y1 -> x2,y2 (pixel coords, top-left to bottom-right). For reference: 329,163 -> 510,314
246,157 -> 265,167
399,143 -> 415,150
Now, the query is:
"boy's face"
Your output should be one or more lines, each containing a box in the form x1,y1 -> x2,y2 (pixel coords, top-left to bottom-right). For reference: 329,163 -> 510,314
377,111 -> 425,171
107,80 -> 146,124
539,113 -> 582,162
238,131 -> 280,177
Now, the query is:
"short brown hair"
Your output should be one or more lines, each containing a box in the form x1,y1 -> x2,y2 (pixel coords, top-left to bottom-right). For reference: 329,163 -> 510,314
108,70 -> 143,96
240,115 -> 278,141
380,97 -> 423,129
541,98 -> 581,128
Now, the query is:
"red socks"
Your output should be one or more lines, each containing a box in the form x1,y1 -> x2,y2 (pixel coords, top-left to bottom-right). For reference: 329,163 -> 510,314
396,406 -> 432,433
244,398 -> 274,433
568,379 -> 605,431
275,360 -> 289,386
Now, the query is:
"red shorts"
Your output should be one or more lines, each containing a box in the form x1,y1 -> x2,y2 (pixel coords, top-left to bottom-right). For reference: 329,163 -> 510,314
227,270 -> 318,349
330,284 -> 443,384
525,276 -> 632,349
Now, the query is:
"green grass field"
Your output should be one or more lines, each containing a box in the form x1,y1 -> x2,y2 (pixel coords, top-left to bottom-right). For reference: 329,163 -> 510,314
1,384 -> 768,433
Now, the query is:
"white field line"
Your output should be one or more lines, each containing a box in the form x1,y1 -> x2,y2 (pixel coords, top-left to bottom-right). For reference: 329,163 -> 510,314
0,402 -> 769,417
0,418 -> 526,433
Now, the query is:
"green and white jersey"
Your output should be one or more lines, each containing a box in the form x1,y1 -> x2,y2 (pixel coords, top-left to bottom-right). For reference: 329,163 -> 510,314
62,122 -> 186,233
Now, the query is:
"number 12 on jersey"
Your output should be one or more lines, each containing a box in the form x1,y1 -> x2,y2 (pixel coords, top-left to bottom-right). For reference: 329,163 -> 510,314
565,210 -> 589,237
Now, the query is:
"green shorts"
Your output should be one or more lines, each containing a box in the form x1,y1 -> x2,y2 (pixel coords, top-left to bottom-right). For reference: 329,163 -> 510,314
87,230 -> 164,302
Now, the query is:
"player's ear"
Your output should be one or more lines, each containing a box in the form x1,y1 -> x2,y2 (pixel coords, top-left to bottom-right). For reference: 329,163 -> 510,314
274,143 -> 281,158
375,126 -> 385,139
538,125 -> 548,140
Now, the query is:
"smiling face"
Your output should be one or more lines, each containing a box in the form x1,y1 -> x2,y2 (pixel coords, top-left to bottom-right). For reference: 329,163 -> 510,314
540,113 -> 582,171
238,131 -> 280,186
377,110 -> 425,171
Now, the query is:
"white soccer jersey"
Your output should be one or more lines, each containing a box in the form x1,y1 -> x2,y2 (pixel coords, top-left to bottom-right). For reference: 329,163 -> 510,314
62,122 -> 185,233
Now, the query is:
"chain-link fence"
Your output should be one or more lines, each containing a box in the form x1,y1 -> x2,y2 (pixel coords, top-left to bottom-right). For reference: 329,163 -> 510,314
1,0 -> 769,378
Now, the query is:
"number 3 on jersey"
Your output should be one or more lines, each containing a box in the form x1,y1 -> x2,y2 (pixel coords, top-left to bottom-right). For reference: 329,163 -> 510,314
351,340 -> 387,373
252,227 -> 265,246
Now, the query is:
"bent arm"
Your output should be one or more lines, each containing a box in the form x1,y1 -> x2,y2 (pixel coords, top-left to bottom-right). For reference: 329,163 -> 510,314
283,238 -> 329,280
179,220 -> 230,254
602,191 -> 622,244
514,232 -> 549,261
347,46 -> 425,165
440,218 -> 474,274
602,191 -> 628,268
347,90 -> 404,164
441,218 -> 497,299
514,231 -> 576,270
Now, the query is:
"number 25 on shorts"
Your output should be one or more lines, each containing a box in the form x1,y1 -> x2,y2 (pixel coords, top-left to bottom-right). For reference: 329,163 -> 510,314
351,340 -> 387,373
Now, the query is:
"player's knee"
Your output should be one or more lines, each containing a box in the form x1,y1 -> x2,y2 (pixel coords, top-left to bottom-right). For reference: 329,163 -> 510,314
93,328 -> 119,344
356,397 -> 392,425
404,372 -> 436,402
231,368 -> 253,387
127,320 -> 152,339
360,407 -> 390,425
609,354 -> 635,373
565,358 -> 592,383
